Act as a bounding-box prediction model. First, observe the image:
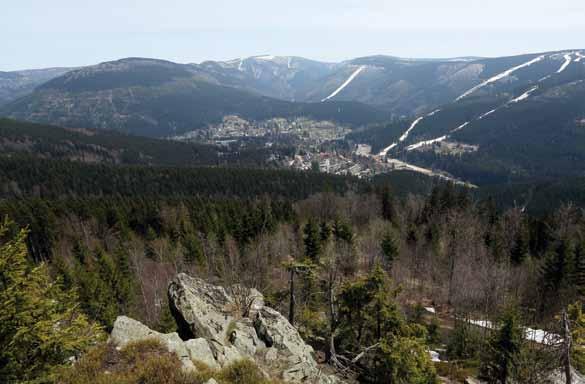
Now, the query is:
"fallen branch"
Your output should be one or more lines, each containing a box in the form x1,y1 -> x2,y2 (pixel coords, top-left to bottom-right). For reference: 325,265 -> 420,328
351,342 -> 380,364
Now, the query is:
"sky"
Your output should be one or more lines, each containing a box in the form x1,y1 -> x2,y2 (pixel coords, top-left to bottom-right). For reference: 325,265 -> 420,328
2,0 -> 585,70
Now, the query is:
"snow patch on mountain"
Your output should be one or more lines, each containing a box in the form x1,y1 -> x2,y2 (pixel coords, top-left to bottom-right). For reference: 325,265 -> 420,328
456,55 -> 546,101
576,52 -> 585,62
322,66 -> 366,102
255,55 -> 276,61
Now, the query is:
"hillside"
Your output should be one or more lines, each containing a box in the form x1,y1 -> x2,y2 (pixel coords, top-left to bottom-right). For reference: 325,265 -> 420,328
188,51 -> 585,115
0,118 -> 229,166
0,67 -> 72,106
1,51 -> 585,185
0,58 -> 388,137
349,50 -> 585,184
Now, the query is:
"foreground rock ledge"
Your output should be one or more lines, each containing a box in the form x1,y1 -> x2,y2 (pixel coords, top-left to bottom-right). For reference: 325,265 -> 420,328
110,273 -> 343,383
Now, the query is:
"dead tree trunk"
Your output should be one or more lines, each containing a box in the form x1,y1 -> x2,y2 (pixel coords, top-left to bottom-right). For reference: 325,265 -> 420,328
288,268 -> 295,325
562,310 -> 572,384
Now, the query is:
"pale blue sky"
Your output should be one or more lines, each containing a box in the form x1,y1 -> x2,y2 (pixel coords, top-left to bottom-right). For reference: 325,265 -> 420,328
2,0 -> 585,70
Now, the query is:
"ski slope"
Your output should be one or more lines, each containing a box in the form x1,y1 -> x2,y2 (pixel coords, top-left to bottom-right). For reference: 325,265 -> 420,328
398,110 -> 439,142
452,121 -> 470,133
378,110 -> 440,156
406,135 -> 448,151
386,158 -> 477,187
509,86 -> 538,103
399,116 -> 425,142
456,55 -> 545,101
557,53 -> 573,73
406,82 -> 541,152
322,66 -> 366,102
378,143 -> 397,157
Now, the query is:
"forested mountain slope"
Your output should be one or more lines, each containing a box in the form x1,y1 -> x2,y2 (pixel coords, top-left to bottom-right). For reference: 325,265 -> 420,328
0,67 -> 72,105
1,58 -> 388,137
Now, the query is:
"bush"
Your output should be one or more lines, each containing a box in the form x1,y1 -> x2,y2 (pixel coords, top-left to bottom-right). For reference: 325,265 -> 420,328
218,359 -> 275,384
446,320 -> 484,360
370,336 -> 438,384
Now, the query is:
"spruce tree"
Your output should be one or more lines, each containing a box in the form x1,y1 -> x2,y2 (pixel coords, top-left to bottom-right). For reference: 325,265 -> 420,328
332,219 -> 354,244
380,186 -> 396,224
303,219 -> 321,263
319,221 -> 331,243
0,218 -> 103,382
145,227 -> 158,260
480,307 -> 524,384
380,231 -> 399,271
575,243 -> 585,300
541,238 -> 576,308
510,227 -> 530,265
182,231 -> 205,265
337,266 -> 436,383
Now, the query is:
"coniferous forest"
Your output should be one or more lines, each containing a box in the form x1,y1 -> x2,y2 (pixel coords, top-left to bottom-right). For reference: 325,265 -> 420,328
3,133 -> 585,383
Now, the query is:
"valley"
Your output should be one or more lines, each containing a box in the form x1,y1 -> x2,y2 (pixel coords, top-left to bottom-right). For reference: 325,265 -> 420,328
2,46 -> 585,384
2,49 -> 584,187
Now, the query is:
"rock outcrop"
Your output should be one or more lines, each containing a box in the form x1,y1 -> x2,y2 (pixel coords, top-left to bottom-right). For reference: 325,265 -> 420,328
109,273 -> 344,383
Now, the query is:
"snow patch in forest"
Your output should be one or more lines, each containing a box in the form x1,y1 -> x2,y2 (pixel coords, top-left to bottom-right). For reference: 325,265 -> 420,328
429,350 -> 441,362
468,319 -> 561,345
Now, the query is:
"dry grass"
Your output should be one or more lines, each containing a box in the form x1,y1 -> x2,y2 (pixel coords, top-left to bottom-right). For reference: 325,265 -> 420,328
57,340 -> 281,384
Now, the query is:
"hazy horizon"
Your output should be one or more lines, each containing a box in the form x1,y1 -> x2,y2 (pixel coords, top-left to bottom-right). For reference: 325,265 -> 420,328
2,0 -> 585,71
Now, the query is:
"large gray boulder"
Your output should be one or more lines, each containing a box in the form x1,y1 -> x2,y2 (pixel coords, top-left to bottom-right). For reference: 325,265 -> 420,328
184,338 -> 221,369
548,368 -> 585,384
109,316 -> 196,371
168,273 -> 343,383
167,273 -> 264,342
109,274 -> 344,383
